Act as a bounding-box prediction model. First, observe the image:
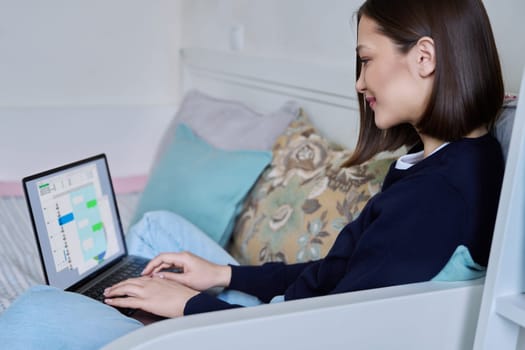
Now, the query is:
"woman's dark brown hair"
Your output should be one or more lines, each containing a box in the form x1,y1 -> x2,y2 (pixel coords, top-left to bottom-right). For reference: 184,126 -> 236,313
345,0 -> 504,166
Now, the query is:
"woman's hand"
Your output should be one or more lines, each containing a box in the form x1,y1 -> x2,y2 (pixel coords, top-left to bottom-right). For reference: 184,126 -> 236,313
103,276 -> 198,318
141,251 -> 232,292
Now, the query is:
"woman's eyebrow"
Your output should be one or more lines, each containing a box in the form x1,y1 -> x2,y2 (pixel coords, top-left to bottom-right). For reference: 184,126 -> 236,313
356,44 -> 370,55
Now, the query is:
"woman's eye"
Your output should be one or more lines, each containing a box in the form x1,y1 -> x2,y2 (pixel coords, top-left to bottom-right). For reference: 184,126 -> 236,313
359,57 -> 370,66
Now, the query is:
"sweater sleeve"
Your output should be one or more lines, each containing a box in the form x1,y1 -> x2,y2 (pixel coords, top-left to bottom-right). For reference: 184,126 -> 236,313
183,262 -> 313,315
183,292 -> 242,315
228,261 -> 314,302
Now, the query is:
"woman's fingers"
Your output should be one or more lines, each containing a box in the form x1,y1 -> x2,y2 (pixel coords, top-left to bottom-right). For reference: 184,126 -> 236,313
104,276 -> 199,318
104,277 -> 155,309
104,295 -> 142,309
141,257 -> 163,276
137,252 -> 226,291
142,253 -> 184,276
151,262 -> 179,275
105,277 -> 149,297
153,271 -> 186,283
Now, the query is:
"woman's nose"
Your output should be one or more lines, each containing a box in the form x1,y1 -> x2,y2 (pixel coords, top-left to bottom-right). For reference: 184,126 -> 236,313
356,70 -> 366,93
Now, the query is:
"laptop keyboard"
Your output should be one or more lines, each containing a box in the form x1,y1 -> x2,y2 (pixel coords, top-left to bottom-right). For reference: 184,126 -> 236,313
84,259 -> 147,315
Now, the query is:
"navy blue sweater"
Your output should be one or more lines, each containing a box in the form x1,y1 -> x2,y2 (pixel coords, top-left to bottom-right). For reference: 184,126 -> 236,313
184,134 -> 504,315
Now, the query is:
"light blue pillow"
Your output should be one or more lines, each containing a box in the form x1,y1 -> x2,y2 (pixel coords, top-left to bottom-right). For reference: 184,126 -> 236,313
0,285 -> 142,350
133,123 -> 272,246
431,245 -> 486,281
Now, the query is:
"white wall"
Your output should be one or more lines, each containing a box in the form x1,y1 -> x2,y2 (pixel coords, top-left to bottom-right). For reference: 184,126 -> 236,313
0,0 -> 181,181
2,0 -> 520,105
482,0 -> 525,94
0,0 -> 181,107
181,0 -> 358,72
181,0 -> 525,93
0,106 -> 176,181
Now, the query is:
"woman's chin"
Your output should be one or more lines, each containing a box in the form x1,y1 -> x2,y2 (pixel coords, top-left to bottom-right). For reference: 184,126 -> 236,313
373,116 -> 391,130
373,112 -> 405,130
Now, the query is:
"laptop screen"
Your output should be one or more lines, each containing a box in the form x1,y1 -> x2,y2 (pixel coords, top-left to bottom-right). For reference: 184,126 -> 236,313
23,154 -> 127,290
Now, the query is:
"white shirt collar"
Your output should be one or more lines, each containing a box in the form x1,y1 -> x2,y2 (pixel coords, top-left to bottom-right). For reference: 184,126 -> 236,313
395,142 -> 450,170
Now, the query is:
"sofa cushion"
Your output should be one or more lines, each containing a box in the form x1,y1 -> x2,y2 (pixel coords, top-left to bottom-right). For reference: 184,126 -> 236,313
133,123 -> 272,247
153,90 -> 299,168
229,112 -> 401,264
492,93 -> 518,162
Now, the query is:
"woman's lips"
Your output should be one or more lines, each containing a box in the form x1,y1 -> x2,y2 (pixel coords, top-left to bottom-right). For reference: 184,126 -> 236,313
366,96 -> 376,110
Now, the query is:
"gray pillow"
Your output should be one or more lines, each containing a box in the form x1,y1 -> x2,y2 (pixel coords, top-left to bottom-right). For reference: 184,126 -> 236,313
153,90 -> 299,167
493,96 -> 518,162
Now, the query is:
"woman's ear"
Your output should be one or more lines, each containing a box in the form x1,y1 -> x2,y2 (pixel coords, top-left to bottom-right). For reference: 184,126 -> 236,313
415,36 -> 436,78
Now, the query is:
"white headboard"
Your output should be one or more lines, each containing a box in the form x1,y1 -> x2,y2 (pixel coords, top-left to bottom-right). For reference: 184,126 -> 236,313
180,48 -> 360,150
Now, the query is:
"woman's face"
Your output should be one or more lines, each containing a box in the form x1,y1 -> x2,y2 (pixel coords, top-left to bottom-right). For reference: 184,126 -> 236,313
355,15 -> 433,130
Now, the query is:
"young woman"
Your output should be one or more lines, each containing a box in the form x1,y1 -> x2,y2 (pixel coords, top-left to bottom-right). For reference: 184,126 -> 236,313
0,0 -> 505,348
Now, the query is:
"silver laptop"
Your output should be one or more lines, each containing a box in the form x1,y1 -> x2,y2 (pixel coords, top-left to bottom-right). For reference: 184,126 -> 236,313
23,154 -> 148,314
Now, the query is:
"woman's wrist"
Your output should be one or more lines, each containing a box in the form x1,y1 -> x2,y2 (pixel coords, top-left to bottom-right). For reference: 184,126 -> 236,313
217,265 -> 232,288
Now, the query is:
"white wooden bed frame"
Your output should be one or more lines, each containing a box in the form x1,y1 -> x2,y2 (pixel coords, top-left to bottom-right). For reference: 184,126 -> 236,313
103,48 -> 525,350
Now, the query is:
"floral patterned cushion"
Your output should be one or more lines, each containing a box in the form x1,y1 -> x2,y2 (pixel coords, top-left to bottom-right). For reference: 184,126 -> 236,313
229,112 -> 402,265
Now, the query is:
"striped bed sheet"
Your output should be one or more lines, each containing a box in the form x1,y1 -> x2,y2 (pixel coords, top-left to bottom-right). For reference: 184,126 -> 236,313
0,192 -> 140,314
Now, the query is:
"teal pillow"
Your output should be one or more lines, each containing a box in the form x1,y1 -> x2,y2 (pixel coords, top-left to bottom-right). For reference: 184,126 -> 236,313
0,285 -> 142,349
133,123 -> 272,246
431,245 -> 486,281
